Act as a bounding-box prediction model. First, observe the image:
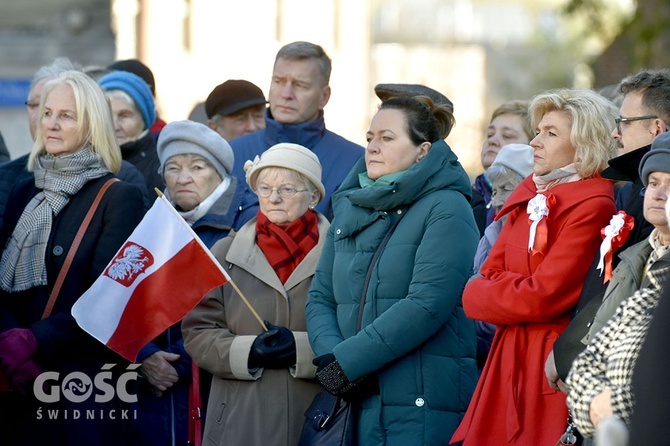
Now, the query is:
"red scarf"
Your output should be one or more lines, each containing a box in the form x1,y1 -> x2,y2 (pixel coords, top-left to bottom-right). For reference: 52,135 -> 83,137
256,210 -> 319,284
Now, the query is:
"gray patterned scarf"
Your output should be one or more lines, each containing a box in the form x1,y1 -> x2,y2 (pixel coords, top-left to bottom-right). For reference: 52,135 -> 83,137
0,147 -> 110,292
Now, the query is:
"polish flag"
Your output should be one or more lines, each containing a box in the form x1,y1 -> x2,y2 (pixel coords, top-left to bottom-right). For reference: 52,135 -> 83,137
72,195 -> 229,362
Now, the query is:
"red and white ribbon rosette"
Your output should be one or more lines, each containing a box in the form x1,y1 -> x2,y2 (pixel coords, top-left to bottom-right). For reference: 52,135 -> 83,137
527,193 -> 550,252
527,193 -> 555,270
597,210 -> 634,283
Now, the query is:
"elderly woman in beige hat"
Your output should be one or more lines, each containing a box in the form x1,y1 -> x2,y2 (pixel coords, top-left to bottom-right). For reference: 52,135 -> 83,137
182,143 -> 329,446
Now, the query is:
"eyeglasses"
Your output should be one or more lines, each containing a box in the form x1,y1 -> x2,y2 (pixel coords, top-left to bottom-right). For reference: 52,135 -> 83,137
24,101 -> 39,110
256,186 -> 308,198
615,115 -> 657,135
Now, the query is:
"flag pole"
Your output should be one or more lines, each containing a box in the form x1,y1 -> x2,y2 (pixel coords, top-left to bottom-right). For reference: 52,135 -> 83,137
154,189 -> 268,331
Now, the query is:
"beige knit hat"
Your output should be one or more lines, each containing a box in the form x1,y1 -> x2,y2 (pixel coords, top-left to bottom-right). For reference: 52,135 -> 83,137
244,143 -> 325,202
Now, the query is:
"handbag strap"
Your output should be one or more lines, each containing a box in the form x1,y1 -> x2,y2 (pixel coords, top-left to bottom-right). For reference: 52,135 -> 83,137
41,177 -> 118,320
356,212 -> 405,332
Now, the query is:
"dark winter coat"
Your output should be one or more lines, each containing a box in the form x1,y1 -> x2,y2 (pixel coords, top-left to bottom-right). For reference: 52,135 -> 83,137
121,132 -> 164,196
0,173 -> 145,446
306,139 -> 479,445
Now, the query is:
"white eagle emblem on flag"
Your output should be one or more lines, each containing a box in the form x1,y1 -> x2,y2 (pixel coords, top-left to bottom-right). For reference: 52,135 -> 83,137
104,242 -> 155,287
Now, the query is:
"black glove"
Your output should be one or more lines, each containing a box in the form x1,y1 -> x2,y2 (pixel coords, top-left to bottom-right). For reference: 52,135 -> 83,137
313,353 -> 336,373
248,322 -> 296,370
313,353 -> 379,402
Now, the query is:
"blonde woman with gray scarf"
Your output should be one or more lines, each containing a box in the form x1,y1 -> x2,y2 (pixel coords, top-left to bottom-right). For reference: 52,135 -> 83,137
0,70 -> 145,446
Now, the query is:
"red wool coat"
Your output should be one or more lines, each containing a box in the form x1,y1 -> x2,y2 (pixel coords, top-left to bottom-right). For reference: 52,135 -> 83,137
451,175 -> 615,445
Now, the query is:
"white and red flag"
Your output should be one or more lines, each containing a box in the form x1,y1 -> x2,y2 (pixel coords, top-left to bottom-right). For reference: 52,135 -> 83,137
72,194 -> 230,362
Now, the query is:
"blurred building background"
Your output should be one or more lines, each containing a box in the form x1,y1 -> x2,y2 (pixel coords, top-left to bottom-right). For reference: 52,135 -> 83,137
0,0 -> 664,177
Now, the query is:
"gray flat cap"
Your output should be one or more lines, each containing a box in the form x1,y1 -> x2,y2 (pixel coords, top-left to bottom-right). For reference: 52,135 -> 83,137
374,83 -> 453,112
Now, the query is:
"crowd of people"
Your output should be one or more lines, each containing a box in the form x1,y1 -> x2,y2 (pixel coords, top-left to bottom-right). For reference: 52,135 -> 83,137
0,40 -> 669,446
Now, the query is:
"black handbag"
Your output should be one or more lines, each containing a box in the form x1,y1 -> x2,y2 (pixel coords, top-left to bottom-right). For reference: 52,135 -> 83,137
299,213 -> 404,446
298,391 -> 356,446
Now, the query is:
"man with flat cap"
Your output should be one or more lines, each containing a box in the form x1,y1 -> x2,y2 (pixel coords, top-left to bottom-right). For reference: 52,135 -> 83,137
205,79 -> 268,142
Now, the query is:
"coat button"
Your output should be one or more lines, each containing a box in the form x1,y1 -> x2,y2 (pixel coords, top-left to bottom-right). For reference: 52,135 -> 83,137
415,398 -> 424,407
397,209 -> 402,215
336,229 -> 341,234
53,245 -> 64,256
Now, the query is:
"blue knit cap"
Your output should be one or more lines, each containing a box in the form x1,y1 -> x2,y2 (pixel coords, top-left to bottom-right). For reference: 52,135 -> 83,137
99,71 -> 156,130
639,132 -> 670,187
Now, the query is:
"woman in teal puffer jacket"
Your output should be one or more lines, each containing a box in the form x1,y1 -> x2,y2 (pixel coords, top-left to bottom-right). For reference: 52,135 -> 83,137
306,96 -> 479,445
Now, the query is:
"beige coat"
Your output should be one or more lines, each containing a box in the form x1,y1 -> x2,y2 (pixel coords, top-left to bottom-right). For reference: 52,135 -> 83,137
182,213 -> 328,446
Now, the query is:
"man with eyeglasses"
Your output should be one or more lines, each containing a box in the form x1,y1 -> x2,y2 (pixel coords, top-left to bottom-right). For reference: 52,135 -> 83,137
599,69 -> 670,249
545,70 -> 670,441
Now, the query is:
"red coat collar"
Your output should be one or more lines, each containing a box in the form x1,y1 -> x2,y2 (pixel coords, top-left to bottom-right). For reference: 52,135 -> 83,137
496,175 -> 614,220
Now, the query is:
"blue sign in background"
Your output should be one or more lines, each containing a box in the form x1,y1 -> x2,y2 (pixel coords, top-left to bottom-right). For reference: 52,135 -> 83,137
0,78 -> 31,107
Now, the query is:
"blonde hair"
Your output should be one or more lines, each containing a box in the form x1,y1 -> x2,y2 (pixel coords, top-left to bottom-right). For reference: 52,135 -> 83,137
29,70 -> 122,173
490,100 -> 533,141
529,89 -> 617,178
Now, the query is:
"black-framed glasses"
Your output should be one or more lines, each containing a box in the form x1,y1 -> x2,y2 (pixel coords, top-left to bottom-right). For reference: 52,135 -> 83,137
24,101 -> 39,109
615,115 -> 657,135
256,186 -> 308,198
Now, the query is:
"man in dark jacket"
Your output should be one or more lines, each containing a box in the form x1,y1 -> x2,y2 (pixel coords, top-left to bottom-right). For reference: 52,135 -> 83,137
229,41 -> 363,220
546,68 -> 670,393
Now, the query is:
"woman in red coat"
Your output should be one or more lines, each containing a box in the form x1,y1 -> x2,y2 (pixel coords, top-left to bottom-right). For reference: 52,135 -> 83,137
451,89 -> 618,445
